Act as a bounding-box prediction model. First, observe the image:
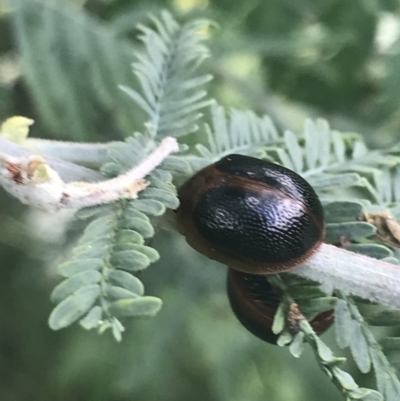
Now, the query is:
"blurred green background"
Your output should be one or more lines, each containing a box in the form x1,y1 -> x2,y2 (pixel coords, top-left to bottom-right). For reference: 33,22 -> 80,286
1,0 -> 400,400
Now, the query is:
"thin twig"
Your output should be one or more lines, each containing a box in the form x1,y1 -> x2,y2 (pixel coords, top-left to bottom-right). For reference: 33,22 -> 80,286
0,138 -> 103,182
0,137 -> 179,211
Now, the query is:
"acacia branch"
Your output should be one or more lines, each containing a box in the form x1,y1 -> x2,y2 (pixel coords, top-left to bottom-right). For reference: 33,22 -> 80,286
0,138 -> 103,182
0,137 -> 179,211
296,243 -> 400,309
2,136 -> 400,309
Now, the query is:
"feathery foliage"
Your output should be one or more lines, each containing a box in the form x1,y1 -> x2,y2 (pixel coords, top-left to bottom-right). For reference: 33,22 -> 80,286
175,103 -> 400,400
335,294 -> 400,401
13,0 -> 138,140
269,275 -> 384,401
48,11 -> 210,340
120,10 -> 214,139
49,133 -> 179,340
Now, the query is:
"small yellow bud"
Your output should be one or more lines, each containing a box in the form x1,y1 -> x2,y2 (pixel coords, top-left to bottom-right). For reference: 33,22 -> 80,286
0,116 -> 35,144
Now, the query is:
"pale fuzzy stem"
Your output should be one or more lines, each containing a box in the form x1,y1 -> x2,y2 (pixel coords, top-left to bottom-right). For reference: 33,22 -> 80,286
0,138 -> 103,182
0,137 -> 179,211
295,243 -> 400,309
63,137 -> 179,208
24,138 -> 108,169
80,137 -> 179,191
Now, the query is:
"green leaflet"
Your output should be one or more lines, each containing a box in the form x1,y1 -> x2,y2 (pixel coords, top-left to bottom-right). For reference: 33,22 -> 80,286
262,147 -> 294,170
76,234 -> 111,249
323,201 -> 364,223
140,187 -> 179,209
381,257 -> 400,265
369,346 -> 396,397
325,222 -> 376,243
284,130 -> 303,173
161,156 -> 192,174
111,250 -> 152,272
304,119 -> 331,170
332,131 -> 346,163
379,337 -> 400,350
131,199 -> 166,216
58,258 -> 104,278
366,310 -> 400,326
112,244 -> 160,263
335,299 -> 353,348
297,297 -> 337,318
308,173 -> 361,190
115,229 -> 145,245
108,270 -> 144,296
79,306 -> 103,330
118,217 -> 155,238
100,162 -> 123,177
75,216 -> 113,244
345,244 -> 393,259
348,389 -> 383,401
50,270 -> 102,303
75,205 -> 113,220
107,141 -> 144,170
149,172 -> 180,192
108,296 -> 162,317
119,207 -> 155,237
277,329 -> 293,347
349,320 -> 371,373
287,285 -> 327,300
314,336 -> 336,364
104,285 -> 140,300
151,168 -> 173,183
48,285 -> 101,330
121,207 -> 149,221
289,332 -> 305,358
332,367 -> 358,391
271,302 -> 286,335
72,241 -> 109,259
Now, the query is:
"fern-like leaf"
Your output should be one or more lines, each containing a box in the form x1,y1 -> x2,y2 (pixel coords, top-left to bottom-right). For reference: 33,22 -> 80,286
335,295 -> 400,401
14,0 -> 138,140
49,133 -> 178,340
48,10 -> 216,340
120,11 -> 213,139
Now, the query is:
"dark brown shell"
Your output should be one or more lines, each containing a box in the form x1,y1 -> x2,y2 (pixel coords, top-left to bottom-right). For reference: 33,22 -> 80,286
177,154 -> 325,274
227,268 -> 334,344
